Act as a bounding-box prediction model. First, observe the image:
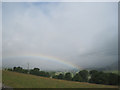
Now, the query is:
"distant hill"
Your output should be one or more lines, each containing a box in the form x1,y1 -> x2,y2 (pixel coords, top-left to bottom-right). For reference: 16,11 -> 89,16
85,61 -> 118,71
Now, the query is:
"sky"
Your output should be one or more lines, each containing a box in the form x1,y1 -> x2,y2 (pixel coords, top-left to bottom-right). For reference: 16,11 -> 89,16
2,2 -> 118,71
0,2 -> 2,70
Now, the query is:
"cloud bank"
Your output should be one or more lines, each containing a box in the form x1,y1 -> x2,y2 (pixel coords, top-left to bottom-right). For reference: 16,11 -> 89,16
2,2 -> 118,70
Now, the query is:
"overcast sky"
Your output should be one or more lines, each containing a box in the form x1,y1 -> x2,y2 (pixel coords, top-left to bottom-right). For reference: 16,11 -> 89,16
0,2 -> 2,69
2,2 -> 118,70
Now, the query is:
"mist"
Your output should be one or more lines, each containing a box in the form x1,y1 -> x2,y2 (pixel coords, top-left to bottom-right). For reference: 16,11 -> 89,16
2,2 -> 118,70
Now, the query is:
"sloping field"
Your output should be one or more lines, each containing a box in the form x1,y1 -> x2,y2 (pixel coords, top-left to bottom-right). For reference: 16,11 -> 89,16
2,71 -> 118,88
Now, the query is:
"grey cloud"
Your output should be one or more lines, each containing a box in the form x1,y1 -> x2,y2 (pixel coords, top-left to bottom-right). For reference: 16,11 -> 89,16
2,2 -> 118,70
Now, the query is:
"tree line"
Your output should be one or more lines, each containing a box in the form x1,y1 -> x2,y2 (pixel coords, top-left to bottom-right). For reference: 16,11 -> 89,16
8,66 -> 50,77
7,66 -> 120,85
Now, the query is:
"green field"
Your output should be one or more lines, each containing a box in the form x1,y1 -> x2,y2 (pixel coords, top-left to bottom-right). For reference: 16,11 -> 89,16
2,71 -> 118,88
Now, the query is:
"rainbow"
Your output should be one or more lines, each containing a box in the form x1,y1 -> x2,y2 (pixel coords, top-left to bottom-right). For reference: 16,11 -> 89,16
3,53 -> 81,70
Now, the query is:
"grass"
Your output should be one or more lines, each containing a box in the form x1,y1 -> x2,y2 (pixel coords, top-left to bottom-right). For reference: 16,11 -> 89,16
2,70 -> 118,88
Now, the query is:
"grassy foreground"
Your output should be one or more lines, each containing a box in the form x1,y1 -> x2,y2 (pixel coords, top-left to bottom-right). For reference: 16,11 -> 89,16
2,71 -> 118,88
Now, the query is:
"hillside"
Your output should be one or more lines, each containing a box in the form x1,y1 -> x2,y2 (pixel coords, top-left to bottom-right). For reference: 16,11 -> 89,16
2,71 -> 118,88
85,61 -> 118,71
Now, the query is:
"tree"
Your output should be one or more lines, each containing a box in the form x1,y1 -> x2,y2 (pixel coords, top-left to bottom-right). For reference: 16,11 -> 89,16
7,68 -> 12,71
94,72 -> 108,84
72,73 -> 82,82
13,66 -> 23,73
89,70 -> 98,75
79,70 -> 89,82
52,75 -> 58,79
13,67 -> 16,71
33,68 -> 40,71
57,74 -> 64,79
22,69 -> 28,74
107,73 -> 119,85
89,70 -> 119,85
30,68 -> 40,76
64,72 -> 72,81
89,70 -> 99,83
118,75 -> 120,85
